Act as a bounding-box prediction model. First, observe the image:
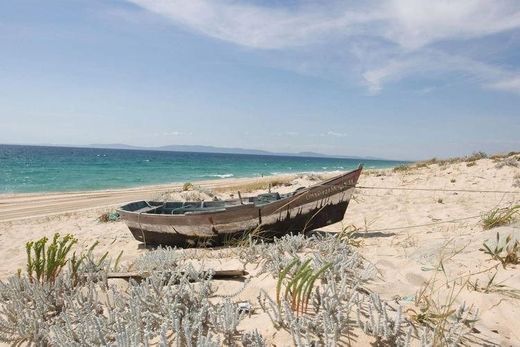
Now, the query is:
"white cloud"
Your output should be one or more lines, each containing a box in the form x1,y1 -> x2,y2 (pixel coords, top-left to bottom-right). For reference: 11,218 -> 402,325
362,50 -> 520,95
487,76 -> 520,94
127,0 -> 520,94
156,130 -> 193,136
273,131 -> 299,137
381,0 -> 520,49
362,59 -> 413,94
127,0 -> 375,49
326,131 -> 348,137
127,0 -> 520,50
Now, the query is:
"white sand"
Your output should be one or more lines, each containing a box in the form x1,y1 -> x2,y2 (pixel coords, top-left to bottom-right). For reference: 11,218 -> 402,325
1,156 -> 519,345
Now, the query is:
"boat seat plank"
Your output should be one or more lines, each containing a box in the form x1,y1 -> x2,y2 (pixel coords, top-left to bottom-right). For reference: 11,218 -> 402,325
135,206 -> 162,213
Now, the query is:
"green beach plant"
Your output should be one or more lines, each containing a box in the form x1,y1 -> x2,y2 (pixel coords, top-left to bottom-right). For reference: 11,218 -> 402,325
25,234 -> 117,286
480,232 -> 520,268
276,257 -> 332,315
26,233 -> 77,284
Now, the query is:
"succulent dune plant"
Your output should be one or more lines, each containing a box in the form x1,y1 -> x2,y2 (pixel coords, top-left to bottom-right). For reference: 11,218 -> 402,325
1,233 -> 480,346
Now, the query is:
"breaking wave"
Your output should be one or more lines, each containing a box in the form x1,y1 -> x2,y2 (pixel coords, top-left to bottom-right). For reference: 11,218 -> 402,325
204,173 -> 234,178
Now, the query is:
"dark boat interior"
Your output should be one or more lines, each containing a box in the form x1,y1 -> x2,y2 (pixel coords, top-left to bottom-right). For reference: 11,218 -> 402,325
120,191 -> 301,215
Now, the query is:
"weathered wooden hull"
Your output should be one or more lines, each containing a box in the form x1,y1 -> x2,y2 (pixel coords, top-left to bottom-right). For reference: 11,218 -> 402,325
118,167 -> 362,247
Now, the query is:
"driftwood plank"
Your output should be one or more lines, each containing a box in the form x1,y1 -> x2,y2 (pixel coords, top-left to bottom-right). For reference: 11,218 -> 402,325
105,269 -> 248,281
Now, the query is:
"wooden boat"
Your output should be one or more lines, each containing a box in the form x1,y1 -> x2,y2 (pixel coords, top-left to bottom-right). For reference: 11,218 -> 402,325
117,166 -> 362,247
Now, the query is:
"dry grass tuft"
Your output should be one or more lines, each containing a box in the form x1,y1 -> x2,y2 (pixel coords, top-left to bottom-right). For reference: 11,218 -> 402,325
466,151 -> 487,162
490,151 -> 520,160
213,177 -> 294,193
393,151 -> 488,172
481,205 -> 520,230
393,164 -> 411,172
182,182 -> 194,191
402,151 -> 519,174
422,157 -> 439,165
514,174 -> 520,188
296,173 -> 325,181
181,191 -> 205,201
337,224 -> 364,247
407,244 -> 477,346
416,151 -> 486,168
222,224 -> 269,248
390,151 -> 507,173
415,162 -> 429,169
468,270 -> 520,299
155,186 -> 217,202
495,157 -> 519,169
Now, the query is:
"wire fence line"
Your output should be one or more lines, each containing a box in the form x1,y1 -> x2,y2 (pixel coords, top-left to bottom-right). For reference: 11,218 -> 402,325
347,214 -> 483,234
348,185 -> 519,233
356,186 -> 520,194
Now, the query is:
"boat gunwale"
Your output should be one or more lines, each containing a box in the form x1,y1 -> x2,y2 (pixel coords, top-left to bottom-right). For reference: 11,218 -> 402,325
117,166 -> 362,219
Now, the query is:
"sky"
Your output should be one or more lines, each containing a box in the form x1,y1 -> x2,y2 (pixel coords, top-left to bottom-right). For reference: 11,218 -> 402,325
0,0 -> 519,160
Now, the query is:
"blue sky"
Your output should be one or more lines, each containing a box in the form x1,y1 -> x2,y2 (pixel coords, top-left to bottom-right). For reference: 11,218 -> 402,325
0,0 -> 519,160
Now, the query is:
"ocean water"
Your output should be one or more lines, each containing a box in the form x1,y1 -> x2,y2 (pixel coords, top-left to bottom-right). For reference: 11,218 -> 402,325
0,145 -> 406,193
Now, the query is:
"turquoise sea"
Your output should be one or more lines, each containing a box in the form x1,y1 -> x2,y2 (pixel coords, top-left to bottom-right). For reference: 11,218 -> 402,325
0,145 -> 406,193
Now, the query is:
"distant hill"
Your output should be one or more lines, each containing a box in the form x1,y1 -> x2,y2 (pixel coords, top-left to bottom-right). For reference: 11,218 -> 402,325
88,143 -> 386,160
89,143 -> 143,150
159,144 -> 273,156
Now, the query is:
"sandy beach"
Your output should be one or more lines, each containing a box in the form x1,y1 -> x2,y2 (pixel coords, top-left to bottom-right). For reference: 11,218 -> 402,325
0,174 -> 301,223
1,154 -> 519,346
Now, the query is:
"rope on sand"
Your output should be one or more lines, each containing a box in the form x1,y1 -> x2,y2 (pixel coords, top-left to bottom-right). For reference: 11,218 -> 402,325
356,186 -> 520,194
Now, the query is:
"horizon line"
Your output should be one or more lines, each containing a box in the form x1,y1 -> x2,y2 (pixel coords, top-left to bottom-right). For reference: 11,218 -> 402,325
0,142 -> 408,162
